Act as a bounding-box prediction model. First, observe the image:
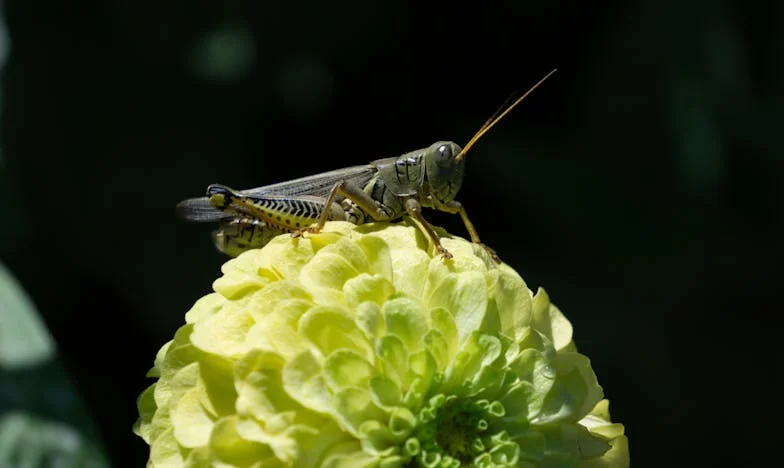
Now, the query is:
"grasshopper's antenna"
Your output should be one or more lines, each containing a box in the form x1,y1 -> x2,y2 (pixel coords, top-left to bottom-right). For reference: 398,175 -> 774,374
456,68 -> 557,161
476,90 -> 519,133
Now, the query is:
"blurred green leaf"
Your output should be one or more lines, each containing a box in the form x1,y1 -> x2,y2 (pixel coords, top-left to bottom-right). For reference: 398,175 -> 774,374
0,413 -> 108,468
0,263 -> 110,467
0,263 -> 54,370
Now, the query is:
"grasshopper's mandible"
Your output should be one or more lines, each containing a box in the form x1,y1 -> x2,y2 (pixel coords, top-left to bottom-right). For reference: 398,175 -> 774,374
176,69 -> 557,260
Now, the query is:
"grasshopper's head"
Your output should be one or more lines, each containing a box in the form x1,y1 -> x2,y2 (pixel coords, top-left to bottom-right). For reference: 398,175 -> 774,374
423,69 -> 558,205
424,141 -> 465,203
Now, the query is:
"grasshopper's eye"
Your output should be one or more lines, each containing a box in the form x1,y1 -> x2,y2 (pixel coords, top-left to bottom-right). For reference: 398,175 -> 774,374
437,144 -> 453,161
428,141 -> 460,169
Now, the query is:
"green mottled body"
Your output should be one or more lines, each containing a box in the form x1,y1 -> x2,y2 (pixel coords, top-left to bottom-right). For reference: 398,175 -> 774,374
175,71 -> 559,259
176,140 -> 472,258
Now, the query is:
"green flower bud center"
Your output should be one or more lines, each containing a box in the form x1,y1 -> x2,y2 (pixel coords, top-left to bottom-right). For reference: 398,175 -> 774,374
408,395 -> 513,467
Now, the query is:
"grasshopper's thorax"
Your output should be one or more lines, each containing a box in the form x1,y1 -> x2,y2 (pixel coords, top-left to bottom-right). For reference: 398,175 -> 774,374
423,141 -> 465,205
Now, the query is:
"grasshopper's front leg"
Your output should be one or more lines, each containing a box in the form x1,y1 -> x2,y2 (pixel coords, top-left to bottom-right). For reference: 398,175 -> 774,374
404,198 -> 453,259
432,198 -> 500,262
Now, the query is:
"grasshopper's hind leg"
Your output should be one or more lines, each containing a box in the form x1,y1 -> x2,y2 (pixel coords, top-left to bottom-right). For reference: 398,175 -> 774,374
291,180 -> 392,237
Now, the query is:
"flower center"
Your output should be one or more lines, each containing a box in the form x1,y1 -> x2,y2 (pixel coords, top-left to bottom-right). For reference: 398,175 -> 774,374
434,400 -> 484,463
405,394 -> 517,467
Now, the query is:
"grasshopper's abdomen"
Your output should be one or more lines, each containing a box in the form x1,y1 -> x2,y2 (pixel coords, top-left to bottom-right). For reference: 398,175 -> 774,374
213,217 -> 287,257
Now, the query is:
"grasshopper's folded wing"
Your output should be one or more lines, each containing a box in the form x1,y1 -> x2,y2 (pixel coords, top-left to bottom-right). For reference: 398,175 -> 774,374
175,197 -> 233,222
239,165 -> 376,197
176,164 -> 377,222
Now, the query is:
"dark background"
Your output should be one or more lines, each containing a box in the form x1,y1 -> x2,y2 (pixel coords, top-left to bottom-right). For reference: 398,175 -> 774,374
1,0 -> 782,466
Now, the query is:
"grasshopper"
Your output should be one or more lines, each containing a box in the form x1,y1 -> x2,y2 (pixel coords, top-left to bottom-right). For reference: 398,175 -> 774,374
176,69 -> 556,260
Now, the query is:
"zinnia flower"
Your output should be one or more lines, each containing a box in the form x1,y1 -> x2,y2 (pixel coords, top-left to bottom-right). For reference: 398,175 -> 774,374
134,221 -> 629,467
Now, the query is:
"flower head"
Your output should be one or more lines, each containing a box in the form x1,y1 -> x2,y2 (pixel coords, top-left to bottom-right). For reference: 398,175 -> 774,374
134,221 -> 628,467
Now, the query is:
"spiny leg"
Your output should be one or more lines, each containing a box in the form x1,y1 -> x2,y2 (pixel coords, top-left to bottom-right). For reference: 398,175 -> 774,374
208,185 -> 282,226
433,199 -> 500,262
210,184 -> 330,235
404,198 -> 453,260
291,180 -> 392,237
